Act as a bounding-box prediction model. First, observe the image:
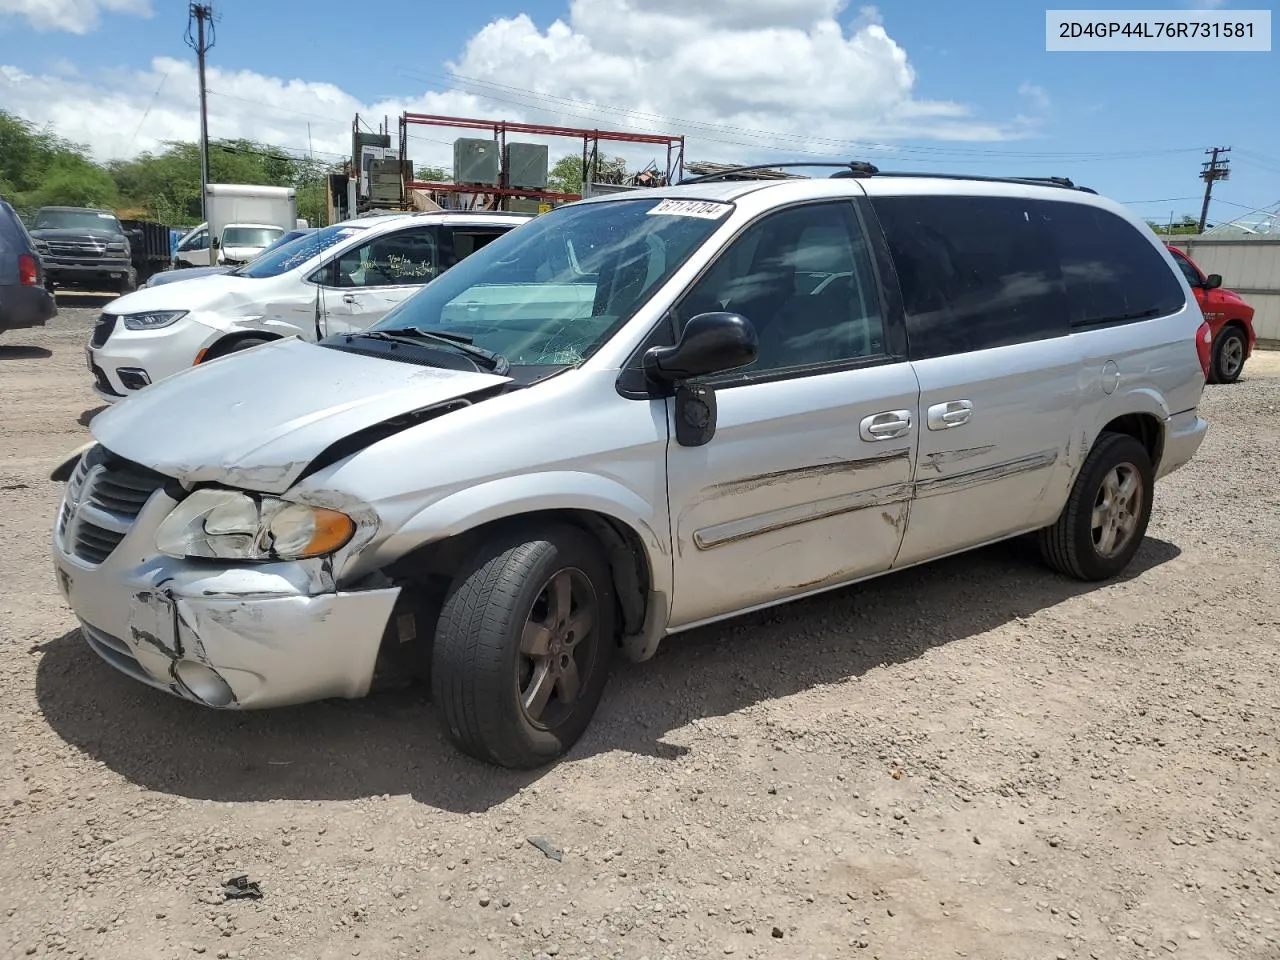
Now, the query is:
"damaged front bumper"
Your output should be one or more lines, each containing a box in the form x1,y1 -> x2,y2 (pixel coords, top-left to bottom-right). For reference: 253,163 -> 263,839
50,485 -> 400,709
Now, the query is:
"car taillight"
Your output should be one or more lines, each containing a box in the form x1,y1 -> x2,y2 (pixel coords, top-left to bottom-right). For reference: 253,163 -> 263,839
1195,320 -> 1212,381
18,253 -> 38,286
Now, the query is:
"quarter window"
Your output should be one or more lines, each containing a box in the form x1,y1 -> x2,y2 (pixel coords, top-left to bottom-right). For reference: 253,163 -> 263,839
870,195 -> 1067,360
1039,200 -> 1187,326
677,201 -> 886,376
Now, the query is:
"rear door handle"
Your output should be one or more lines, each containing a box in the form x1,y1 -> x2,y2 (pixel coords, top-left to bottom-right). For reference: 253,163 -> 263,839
859,410 -> 913,441
927,399 -> 974,430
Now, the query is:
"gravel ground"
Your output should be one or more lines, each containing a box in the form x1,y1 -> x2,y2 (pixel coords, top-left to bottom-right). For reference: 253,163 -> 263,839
3,299 -> 1280,960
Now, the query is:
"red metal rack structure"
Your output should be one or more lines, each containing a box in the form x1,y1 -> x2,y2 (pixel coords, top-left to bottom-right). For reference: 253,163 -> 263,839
398,112 -> 686,211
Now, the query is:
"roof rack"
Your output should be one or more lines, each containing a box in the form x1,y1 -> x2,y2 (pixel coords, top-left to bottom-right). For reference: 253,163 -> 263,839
679,161 -> 1096,194
680,162 -> 875,183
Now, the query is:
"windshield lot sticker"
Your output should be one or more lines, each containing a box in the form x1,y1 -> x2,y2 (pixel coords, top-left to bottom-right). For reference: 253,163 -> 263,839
646,199 -> 732,220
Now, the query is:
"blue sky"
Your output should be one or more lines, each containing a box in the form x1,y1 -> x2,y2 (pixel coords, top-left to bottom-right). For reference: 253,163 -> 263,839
0,0 -> 1275,227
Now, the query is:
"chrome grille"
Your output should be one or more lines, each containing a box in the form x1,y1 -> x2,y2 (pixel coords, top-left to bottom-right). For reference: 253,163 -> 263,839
59,445 -> 168,565
48,239 -> 107,257
90,313 -> 118,347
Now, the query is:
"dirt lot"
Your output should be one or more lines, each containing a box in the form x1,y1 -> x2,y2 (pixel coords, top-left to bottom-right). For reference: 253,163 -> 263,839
2,299 -> 1279,960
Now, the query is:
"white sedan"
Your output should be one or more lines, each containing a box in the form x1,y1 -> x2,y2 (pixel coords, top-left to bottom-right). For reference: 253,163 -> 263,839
87,211 -> 531,403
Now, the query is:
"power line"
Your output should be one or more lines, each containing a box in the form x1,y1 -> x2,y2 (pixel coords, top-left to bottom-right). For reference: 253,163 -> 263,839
1122,196 -> 1200,204
395,65 -> 1203,164
126,68 -> 170,155
205,89 -> 351,129
1212,197 -> 1278,212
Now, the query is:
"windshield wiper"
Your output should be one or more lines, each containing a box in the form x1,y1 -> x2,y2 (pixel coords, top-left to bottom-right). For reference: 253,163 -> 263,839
352,328 -> 510,375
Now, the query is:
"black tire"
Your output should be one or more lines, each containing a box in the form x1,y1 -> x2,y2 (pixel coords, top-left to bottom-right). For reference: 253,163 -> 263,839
1210,327 -> 1247,384
1038,431 -> 1154,582
431,523 -> 615,769
201,336 -> 272,362
116,272 -> 136,295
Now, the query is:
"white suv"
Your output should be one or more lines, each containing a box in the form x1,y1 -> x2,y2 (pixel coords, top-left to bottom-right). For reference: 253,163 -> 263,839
86,211 -> 531,402
51,166 -> 1210,769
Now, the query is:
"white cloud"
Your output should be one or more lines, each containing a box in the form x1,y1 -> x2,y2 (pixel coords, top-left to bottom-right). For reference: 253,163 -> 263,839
1,0 -> 1035,175
0,0 -> 149,34
1018,82 -> 1051,113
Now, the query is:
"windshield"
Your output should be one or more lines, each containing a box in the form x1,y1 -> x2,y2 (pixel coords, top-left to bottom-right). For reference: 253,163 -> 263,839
223,226 -> 283,248
33,209 -> 123,234
236,223 -> 368,279
254,229 -> 307,257
363,197 -> 731,366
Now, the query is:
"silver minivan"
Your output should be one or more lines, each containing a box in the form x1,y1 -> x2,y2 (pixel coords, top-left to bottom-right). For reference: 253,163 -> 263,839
49,166 -> 1211,768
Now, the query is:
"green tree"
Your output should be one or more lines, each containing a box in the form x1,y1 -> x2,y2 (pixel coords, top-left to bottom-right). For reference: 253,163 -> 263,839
0,109 -> 107,217
22,160 -> 120,209
109,138 -> 334,226
548,154 -> 629,195
1147,215 -> 1201,236
416,164 -> 447,182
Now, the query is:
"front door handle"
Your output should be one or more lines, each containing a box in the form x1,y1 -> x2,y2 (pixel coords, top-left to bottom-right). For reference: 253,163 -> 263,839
342,294 -> 358,304
927,399 -> 974,431
860,410 -> 913,442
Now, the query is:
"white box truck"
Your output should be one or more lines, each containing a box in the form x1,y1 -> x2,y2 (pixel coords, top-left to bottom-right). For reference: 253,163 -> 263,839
172,184 -> 298,269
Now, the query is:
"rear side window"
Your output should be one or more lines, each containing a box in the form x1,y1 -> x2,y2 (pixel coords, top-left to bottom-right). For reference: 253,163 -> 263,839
1171,253 -> 1202,287
448,227 -> 511,265
870,195 -> 1068,360
1039,200 -> 1186,326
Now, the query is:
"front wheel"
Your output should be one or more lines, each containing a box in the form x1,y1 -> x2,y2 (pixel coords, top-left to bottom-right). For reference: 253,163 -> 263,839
201,336 -> 273,362
1210,327 -> 1247,384
1038,432 -> 1154,581
431,524 -> 615,769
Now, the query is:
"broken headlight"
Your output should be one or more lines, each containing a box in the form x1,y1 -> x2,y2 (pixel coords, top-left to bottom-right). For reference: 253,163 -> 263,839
156,489 -> 357,561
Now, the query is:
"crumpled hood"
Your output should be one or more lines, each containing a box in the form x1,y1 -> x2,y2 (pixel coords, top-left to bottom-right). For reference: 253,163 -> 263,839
90,337 -> 511,494
145,266 -> 234,287
107,273 -> 270,315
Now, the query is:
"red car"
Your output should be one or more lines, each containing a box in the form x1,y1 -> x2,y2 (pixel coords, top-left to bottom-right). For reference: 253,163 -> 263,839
1167,245 -> 1257,383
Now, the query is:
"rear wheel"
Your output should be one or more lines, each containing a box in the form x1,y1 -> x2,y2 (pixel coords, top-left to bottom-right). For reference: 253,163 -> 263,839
1210,327 -> 1247,384
1038,432 -> 1153,581
431,523 -> 615,769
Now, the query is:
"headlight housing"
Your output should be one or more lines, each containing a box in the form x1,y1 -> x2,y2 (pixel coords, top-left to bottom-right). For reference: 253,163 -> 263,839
156,489 -> 357,561
121,310 -> 188,331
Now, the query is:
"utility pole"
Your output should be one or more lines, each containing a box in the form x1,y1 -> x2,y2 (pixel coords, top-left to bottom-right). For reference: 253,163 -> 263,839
1198,146 -> 1230,233
185,3 -> 216,222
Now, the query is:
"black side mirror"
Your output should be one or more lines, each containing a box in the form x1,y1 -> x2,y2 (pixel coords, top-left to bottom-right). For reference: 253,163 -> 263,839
643,312 -> 758,383
642,312 -> 758,447
1205,274 -> 1223,290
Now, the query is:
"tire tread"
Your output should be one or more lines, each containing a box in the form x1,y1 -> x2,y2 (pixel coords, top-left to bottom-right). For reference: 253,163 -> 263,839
1037,431 -> 1151,582
431,524 -> 612,768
